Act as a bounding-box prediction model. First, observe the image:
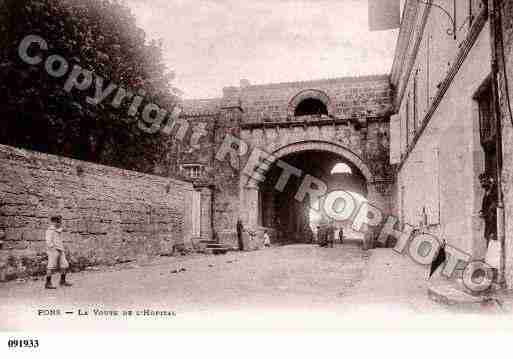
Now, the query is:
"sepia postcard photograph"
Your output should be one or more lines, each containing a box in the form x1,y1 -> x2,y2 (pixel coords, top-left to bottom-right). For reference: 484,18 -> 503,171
1,0 -> 513,352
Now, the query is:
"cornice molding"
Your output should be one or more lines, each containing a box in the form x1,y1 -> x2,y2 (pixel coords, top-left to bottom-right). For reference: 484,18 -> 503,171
240,115 -> 390,131
239,75 -> 390,92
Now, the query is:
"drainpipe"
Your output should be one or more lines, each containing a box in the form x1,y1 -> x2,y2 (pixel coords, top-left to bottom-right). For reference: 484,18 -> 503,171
487,0 -> 507,288
211,118 -> 218,241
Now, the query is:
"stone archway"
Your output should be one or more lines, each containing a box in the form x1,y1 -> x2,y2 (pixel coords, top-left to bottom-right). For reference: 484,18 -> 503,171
241,140 -> 388,247
271,141 -> 374,183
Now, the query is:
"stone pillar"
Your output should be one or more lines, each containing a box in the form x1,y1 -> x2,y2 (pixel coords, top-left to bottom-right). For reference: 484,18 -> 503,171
212,86 -> 244,247
244,183 -> 260,229
182,189 -> 193,246
261,186 -> 275,228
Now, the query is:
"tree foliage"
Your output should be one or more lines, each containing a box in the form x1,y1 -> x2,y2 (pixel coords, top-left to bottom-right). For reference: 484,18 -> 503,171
0,0 -> 180,174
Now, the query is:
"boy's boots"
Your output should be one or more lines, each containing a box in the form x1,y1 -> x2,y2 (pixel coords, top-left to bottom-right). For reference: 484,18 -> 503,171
59,273 -> 72,287
45,276 -> 56,289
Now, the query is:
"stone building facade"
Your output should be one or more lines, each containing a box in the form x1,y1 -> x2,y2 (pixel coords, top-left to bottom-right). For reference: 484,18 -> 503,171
390,0 -> 490,256
389,0 -> 513,290
176,76 -> 394,248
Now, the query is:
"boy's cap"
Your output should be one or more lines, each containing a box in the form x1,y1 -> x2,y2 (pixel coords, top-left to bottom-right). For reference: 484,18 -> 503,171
50,215 -> 63,222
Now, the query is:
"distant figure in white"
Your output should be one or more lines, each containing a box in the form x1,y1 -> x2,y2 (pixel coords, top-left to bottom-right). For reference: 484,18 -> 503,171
263,230 -> 271,248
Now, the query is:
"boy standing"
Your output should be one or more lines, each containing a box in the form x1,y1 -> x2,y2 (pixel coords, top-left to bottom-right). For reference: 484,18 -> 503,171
45,215 -> 72,289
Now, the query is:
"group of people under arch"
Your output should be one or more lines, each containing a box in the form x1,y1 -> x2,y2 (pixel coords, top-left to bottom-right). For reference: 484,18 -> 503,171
316,223 -> 344,248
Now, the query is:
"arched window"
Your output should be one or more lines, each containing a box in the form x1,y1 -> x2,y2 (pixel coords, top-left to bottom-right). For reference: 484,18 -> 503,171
294,98 -> 328,117
331,163 -> 352,175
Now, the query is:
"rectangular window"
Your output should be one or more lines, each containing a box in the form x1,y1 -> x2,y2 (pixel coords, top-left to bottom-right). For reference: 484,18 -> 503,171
400,185 -> 405,225
455,0 -> 473,37
405,95 -> 410,148
408,92 -> 414,145
468,0 -> 473,28
400,110 -> 403,155
181,164 -> 202,179
413,69 -> 419,132
426,35 -> 430,106
470,0 -> 485,27
453,0 -> 456,36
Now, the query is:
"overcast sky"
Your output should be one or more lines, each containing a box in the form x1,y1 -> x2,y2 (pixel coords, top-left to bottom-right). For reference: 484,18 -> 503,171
123,0 -> 400,99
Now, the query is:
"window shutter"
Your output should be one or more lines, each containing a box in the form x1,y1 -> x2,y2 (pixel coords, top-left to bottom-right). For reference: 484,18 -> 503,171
390,114 -> 401,164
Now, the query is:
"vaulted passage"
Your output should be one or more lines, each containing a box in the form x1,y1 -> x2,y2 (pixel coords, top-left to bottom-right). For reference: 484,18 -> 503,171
259,150 -> 367,244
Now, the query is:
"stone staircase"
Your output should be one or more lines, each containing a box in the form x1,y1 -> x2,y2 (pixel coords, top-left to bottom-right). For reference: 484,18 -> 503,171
196,239 -> 232,255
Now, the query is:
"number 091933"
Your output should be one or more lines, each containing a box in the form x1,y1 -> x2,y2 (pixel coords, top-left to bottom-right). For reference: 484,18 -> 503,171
7,339 -> 39,348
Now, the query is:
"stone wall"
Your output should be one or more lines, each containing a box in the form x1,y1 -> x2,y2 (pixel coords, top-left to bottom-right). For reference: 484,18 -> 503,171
212,104 -> 244,248
239,75 -> 392,123
0,144 -> 195,281
240,122 -> 365,159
